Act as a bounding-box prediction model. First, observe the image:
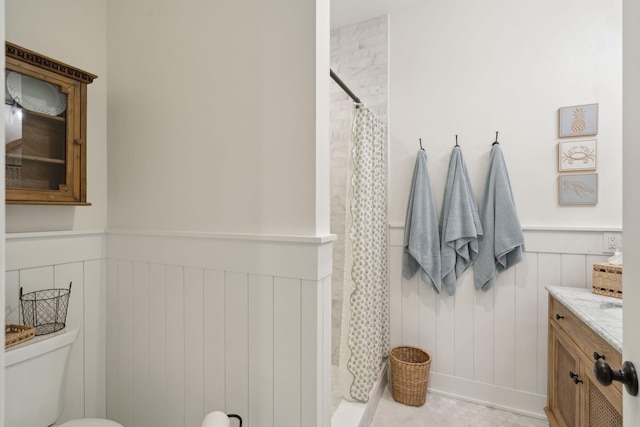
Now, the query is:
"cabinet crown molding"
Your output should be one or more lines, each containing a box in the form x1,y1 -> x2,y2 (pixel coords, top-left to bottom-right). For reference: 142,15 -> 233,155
6,41 -> 97,84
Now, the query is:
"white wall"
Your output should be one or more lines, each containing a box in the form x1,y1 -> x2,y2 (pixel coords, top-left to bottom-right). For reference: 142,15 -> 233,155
4,3 -> 333,427
379,0 -> 622,417
104,1 -> 333,426
388,0 -> 622,229
106,0 -> 329,236
104,2 -> 333,426
4,0 -> 108,233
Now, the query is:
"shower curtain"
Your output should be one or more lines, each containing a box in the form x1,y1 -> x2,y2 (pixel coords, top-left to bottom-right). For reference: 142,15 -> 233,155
339,104 -> 389,402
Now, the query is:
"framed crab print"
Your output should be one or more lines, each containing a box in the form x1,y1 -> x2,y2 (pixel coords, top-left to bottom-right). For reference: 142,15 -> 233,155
558,139 -> 597,171
559,103 -> 598,137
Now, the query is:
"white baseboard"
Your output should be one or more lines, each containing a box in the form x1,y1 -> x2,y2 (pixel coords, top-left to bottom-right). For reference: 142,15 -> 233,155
428,372 -> 547,420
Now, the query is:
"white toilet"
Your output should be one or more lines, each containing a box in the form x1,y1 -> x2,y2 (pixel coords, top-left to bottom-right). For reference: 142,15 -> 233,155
5,326 -> 123,427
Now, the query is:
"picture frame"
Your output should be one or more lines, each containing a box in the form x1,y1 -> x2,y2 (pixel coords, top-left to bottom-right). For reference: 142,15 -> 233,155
558,139 -> 597,171
558,173 -> 598,205
559,103 -> 598,137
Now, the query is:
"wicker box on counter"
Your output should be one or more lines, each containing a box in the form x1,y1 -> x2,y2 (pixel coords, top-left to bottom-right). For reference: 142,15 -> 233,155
5,324 -> 35,348
592,263 -> 622,299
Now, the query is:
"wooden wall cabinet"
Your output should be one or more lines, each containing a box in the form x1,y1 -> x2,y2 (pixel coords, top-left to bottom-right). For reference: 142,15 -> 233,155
5,42 -> 96,205
545,295 -> 622,427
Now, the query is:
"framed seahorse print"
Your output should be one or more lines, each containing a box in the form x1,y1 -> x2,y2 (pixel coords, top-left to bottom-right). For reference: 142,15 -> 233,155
558,139 -> 597,171
559,103 -> 598,137
558,173 -> 598,205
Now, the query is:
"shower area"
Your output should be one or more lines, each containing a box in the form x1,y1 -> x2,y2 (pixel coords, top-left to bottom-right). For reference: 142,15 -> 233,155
330,15 -> 389,412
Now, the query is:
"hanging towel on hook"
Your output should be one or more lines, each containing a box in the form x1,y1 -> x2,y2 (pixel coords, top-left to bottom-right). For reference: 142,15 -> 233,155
403,150 -> 442,293
440,146 -> 483,295
473,144 -> 525,291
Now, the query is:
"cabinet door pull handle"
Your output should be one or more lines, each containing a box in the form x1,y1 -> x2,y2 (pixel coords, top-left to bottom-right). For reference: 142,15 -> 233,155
594,360 -> 639,396
593,352 -> 605,360
569,371 -> 582,384
555,314 -> 564,320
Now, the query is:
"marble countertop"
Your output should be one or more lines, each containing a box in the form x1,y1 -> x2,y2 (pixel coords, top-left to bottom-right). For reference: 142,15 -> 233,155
546,286 -> 623,353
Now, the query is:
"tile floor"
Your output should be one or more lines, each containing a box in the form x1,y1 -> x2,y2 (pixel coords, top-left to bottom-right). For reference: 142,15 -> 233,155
370,386 -> 550,427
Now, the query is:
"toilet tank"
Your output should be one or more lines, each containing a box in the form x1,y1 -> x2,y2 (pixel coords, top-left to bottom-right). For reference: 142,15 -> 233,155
5,326 -> 79,427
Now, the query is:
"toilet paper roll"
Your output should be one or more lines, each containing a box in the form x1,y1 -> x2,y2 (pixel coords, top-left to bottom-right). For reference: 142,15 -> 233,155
201,411 -> 231,427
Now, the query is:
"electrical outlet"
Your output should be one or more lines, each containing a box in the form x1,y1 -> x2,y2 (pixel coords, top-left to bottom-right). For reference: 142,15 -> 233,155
603,232 -> 622,253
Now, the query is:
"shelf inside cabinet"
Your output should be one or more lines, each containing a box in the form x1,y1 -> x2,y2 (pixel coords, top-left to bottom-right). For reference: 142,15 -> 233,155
6,153 -> 65,164
21,107 -> 66,122
5,104 -> 66,122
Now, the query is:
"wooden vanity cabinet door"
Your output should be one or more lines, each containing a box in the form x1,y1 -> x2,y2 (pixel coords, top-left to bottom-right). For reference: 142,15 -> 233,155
550,296 -> 623,394
580,355 -> 623,427
546,295 -> 623,427
547,322 -> 581,427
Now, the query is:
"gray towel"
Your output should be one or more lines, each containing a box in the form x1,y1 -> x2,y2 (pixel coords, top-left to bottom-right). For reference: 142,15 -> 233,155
474,144 -> 525,291
440,146 -> 483,295
403,150 -> 442,293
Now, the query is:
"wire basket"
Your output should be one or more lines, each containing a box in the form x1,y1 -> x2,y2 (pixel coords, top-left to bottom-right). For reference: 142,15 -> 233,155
20,283 -> 72,336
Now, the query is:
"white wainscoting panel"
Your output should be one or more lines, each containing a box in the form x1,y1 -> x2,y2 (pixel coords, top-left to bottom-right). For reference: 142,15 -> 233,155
185,267 -> 205,427
132,261 -> 151,427
5,231 -> 106,423
248,274 -> 274,427
203,268 -> 226,417
8,226 -> 605,423
106,230 -> 333,427
388,226 -> 611,418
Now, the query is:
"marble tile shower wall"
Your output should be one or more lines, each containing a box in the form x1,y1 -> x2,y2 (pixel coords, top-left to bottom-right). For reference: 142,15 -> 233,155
330,15 -> 389,365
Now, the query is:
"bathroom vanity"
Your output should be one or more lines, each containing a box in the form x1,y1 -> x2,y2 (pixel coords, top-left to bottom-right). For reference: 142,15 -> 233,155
545,286 -> 623,427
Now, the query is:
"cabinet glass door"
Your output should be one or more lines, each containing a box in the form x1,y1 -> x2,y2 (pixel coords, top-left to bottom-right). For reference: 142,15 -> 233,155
5,69 -> 68,191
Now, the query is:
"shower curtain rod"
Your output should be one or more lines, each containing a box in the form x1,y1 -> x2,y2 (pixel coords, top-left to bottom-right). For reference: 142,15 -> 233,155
330,69 -> 361,104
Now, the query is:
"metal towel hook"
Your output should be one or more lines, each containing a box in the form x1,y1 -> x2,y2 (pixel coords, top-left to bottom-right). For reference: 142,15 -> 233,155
419,138 -> 424,151
492,131 -> 499,146
455,135 -> 459,147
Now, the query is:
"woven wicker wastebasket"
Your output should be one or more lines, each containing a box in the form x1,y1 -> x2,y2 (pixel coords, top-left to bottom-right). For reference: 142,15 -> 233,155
390,346 -> 431,407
